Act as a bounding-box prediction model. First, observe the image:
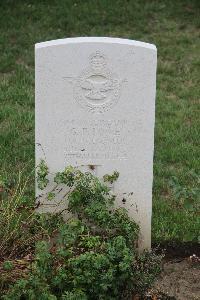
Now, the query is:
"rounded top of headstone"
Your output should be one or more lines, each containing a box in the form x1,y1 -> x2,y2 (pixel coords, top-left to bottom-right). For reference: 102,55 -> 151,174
35,37 -> 157,51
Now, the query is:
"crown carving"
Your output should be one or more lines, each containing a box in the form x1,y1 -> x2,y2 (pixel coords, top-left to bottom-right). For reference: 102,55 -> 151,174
89,51 -> 106,69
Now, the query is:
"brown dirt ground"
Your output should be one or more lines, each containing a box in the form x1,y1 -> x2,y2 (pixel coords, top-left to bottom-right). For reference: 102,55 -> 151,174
151,257 -> 200,300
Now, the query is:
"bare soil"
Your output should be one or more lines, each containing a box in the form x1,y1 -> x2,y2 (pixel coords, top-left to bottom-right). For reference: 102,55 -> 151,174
152,258 -> 200,300
145,243 -> 200,300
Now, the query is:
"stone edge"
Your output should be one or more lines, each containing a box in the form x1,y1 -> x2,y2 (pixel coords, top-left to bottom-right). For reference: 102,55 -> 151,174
35,37 -> 157,51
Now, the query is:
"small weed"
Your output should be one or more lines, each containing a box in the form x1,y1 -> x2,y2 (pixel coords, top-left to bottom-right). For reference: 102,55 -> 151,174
2,261 -> 13,271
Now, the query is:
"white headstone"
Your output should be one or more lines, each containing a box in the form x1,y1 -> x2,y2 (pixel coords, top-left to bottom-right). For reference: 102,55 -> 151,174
35,37 -> 157,249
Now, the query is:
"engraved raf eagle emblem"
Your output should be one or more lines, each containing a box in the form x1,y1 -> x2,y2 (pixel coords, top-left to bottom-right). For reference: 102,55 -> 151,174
81,77 -> 115,101
74,51 -> 121,113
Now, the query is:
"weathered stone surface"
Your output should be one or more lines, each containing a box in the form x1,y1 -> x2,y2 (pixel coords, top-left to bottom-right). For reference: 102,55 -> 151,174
35,37 -> 157,249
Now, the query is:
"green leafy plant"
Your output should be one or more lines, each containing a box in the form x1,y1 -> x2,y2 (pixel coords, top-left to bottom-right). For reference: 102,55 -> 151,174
2,261 -> 13,271
3,165 -> 162,299
37,160 -> 49,190
103,171 -> 119,184
169,175 -> 200,212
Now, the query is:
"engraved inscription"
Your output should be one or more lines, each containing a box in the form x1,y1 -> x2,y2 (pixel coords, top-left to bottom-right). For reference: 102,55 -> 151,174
65,119 -> 130,161
74,52 -> 122,113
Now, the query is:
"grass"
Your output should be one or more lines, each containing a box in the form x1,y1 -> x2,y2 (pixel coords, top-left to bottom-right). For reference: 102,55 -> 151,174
0,0 -> 199,244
